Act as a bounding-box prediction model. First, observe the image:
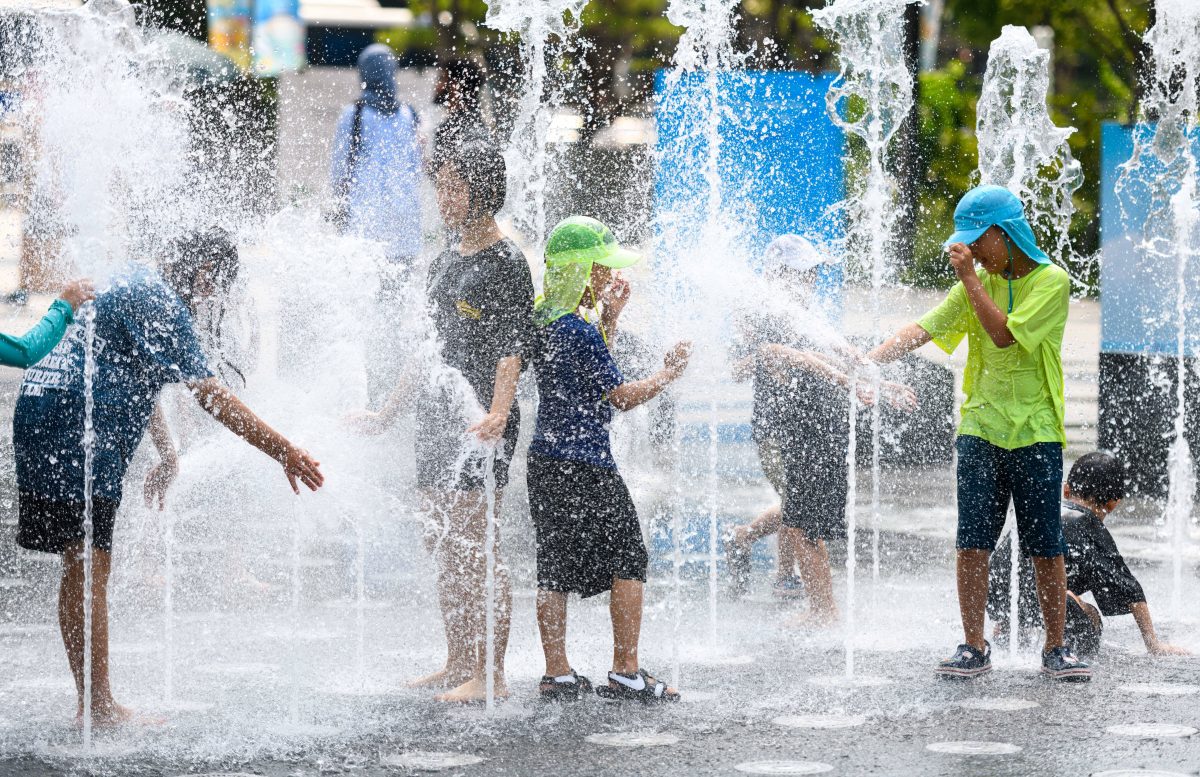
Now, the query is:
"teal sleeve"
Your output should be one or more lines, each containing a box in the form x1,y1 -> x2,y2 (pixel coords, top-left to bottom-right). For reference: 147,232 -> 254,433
0,299 -> 74,369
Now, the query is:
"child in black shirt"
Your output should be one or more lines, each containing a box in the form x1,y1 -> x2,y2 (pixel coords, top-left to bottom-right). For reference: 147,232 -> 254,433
988,452 -> 1189,657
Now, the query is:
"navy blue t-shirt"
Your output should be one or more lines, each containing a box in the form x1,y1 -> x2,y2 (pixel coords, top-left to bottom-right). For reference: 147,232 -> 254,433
13,266 -> 212,504
530,314 -> 625,469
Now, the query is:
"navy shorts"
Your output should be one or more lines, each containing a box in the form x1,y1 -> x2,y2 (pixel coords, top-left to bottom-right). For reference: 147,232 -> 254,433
956,436 -> 1066,557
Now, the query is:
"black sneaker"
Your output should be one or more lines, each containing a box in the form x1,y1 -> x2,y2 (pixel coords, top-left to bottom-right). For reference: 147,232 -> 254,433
538,670 -> 592,702
936,642 -> 992,679
1041,645 -> 1091,683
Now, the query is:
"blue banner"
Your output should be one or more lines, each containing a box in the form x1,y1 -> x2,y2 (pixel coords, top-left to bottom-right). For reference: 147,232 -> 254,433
1100,121 -> 1200,355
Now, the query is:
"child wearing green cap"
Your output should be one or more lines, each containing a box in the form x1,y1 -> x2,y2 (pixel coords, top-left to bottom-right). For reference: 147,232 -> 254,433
529,215 -> 691,703
868,184 -> 1089,682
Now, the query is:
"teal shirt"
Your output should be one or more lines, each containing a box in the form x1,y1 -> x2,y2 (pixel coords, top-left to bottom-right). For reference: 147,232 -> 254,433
0,299 -> 74,369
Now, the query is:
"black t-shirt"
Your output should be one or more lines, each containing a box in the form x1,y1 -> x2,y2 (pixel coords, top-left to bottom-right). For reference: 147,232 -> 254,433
425,238 -> 534,414
987,501 -> 1147,625
729,311 -> 849,446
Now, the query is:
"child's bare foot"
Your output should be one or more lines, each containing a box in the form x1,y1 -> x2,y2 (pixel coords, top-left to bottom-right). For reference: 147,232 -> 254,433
407,667 -> 472,689
788,607 -> 839,629
434,675 -> 509,704
76,700 -> 167,729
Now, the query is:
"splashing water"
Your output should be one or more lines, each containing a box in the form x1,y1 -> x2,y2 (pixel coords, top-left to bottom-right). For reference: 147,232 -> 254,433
812,0 -> 917,676
484,0 -> 588,249
976,25 -> 1082,276
1119,0 -> 1200,621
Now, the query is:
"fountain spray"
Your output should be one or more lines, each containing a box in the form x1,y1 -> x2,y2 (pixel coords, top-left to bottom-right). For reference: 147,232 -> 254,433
975,24 -> 1083,660
662,0 -> 741,650
81,303 -> 97,752
813,0 -> 918,673
976,25 -> 1082,279
1118,0 -> 1200,622
484,0 -> 587,250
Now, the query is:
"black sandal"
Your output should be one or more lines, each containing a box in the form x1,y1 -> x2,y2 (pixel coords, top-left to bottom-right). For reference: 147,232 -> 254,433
538,670 -> 593,702
595,669 -> 680,703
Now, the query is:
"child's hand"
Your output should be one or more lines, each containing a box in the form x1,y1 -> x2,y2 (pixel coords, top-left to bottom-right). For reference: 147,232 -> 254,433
468,411 -> 509,444
343,409 -> 388,436
1150,641 -> 1190,656
882,381 -> 919,412
600,274 -> 632,319
143,457 -> 178,511
947,242 -> 975,278
664,340 -> 693,378
854,382 -> 878,407
60,278 -> 95,312
283,445 -> 323,493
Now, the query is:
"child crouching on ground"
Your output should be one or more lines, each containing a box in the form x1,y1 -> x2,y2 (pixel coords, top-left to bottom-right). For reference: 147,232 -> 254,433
988,451 -> 1189,658
528,216 -> 691,703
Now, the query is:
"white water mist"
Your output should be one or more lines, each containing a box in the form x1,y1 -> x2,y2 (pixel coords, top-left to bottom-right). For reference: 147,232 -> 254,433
976,25 -> 1082,274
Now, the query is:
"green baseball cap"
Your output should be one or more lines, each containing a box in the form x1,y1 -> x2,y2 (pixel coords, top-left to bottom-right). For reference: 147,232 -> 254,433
535,216 -> 641,327
544,215 -> 641,269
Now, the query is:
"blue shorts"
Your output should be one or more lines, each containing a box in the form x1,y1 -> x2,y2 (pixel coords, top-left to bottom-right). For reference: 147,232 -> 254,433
956,436 -> 1066,558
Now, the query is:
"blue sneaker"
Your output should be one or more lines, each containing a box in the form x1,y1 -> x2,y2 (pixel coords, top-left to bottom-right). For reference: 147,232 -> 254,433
1041,645 -> 1091,682
936,642 -> 992,679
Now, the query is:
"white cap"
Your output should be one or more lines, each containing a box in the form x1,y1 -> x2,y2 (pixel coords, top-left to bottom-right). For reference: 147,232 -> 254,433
762,234 -> 837,274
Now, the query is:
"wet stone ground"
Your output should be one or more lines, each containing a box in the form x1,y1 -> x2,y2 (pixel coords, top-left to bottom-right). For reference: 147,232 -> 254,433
0,560 -> 1198,777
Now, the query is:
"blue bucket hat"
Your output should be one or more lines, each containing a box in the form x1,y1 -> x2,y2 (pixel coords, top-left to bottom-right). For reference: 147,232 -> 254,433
943,185 -> 1050,264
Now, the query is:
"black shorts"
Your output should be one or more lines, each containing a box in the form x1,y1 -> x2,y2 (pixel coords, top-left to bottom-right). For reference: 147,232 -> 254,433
956,436 -> 1066,557
1065,596 -> 1102,657
17,492 -> 121,554
527,453 -> 648,599
414,386 -> 518,493
758,436 -> 848,542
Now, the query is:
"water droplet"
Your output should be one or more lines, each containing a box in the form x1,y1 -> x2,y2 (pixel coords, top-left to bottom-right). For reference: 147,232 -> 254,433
1119,682 -> 1200,696
735,761 -> 834,775
773,713 -> 866,729
380,752 -> 485,771
958,697 -> 1040,711
586,732 -> 680,747
926,741 -> 1022,755
1105,724 -> 1197,738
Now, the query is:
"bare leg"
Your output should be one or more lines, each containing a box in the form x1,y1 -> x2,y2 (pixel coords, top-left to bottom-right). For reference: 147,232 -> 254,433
1031,554 -> 1067,653
59,543 -> 139,726
436,488 -> 511,703
410,494 -> 474,688
787,529 -> 838,626
608,578 -> 676,694
536,590 -> 570,677
733,505 -> 783,547
610,578 -> 643,675
957,548 -> 991,652
777,520 -> 798,582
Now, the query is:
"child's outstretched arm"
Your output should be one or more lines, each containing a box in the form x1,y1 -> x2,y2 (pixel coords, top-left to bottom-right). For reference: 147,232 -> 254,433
144,402 -> 178,511
867,322 -> 932,364
345,373 -> 413,435
609,341 -> 692,411
1131,602 -> 1190,655
0,278 -> 94,368
187,378 -> 324,493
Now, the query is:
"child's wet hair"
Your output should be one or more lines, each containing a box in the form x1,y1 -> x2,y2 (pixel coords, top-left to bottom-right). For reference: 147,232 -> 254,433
431,139 -> 507,218
1067,451 -> 1127,505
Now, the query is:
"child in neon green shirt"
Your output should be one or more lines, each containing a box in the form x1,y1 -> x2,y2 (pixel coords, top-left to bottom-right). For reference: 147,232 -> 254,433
869,185 -> 1089,682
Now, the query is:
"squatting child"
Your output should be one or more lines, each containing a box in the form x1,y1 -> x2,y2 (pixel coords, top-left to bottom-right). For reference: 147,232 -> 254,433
988,451 -> 1188,658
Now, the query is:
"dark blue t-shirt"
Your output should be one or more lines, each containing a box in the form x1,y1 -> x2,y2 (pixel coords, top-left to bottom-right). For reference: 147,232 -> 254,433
13,266 -> 212,504
530,314 -> 625,469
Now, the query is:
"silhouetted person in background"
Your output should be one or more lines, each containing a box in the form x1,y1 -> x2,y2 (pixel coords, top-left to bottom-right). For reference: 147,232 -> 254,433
433,56 -> 491,156
330,44 -> 424,278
